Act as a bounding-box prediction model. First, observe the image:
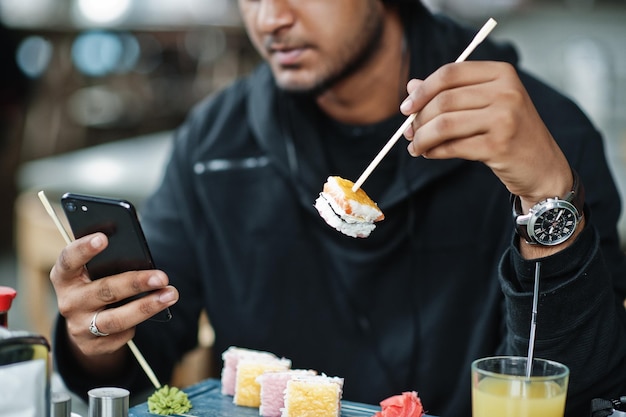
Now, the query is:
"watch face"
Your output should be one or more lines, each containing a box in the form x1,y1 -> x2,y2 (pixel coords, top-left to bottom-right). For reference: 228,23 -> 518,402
528,200 -> 579,245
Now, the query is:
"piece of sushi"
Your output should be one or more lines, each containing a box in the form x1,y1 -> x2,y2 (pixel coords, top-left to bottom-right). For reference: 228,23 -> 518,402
315,176 -> 384,238
221,346 -> 285,396
281,374 -> 344,417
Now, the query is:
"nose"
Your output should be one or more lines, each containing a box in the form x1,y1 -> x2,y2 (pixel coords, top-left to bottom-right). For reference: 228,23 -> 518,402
256,0 -> 295,34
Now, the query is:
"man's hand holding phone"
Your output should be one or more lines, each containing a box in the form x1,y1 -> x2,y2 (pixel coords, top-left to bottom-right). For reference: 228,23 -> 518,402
50,231 -> 179,375
45,193 -> 178,376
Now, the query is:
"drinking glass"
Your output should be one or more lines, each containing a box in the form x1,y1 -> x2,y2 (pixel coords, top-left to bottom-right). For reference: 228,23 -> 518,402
472,356 -> 569,417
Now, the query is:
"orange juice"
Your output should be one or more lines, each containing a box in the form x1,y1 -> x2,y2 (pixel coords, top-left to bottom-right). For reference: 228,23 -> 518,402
472,376 -> 566,417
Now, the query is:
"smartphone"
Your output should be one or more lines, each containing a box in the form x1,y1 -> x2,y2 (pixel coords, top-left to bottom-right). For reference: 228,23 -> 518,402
61,192 -> 172,322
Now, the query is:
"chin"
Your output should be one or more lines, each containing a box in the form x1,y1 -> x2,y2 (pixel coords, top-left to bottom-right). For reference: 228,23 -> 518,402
275,77 -> 317,94
272,68 -> 328,95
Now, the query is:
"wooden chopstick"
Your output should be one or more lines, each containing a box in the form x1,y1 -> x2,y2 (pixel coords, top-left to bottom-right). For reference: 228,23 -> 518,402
351,18 -> 498,192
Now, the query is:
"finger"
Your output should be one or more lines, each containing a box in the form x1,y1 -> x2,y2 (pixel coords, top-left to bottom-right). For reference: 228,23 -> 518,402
401,79 -> 423,139
79,269 -> 173,311
85,286 -> 179,336
66,310 -> 135,355
400,88 -> 420,117
417,83 -> 492,126
402,61 -> 501,116
406,83 -> 492,145
407,108 -> 491,159
50,233 -> 109,288
405,78 -> 423,97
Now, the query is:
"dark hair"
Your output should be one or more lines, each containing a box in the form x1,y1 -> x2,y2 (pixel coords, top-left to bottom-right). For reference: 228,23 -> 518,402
382,0 -> 428,20
382,0 -> 427,12
383,0 -> 422,4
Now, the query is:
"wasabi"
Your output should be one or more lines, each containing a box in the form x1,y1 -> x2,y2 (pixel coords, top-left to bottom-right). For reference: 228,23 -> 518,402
147,385 -> 192,415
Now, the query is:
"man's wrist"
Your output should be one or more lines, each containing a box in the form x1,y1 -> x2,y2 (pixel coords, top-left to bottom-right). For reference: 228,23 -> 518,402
518,171 -> 575,215
519,213 -> 585,259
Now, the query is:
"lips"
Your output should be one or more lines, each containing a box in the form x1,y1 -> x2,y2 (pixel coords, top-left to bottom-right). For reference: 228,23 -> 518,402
265,38 -> 308,66
268,46 -> 305,66
275,48 -> 306,65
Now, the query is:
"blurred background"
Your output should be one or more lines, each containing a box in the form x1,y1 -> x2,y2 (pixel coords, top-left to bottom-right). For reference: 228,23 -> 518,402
1,0 -> 625,412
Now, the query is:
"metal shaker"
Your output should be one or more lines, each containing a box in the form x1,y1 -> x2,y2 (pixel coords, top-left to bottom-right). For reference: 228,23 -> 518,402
51,391 -> 72,417
88,387 -> 129,417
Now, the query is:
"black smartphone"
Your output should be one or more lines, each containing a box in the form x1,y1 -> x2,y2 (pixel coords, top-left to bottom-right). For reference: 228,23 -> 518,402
61,192 -> 172,322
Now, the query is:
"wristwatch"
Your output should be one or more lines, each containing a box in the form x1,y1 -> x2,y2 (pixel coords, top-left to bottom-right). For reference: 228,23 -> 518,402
513,170 -> 585,246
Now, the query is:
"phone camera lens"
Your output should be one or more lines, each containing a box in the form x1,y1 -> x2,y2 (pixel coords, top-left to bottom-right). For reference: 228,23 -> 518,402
65,202 -> 77,212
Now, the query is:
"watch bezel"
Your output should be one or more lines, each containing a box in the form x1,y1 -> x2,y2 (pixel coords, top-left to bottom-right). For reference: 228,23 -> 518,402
512,170 -> 585,246
525,198 -> 580,246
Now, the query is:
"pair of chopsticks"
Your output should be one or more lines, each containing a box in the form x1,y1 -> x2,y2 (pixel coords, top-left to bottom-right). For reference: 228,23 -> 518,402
38,190 -> 163,390
351,17 -> 498,192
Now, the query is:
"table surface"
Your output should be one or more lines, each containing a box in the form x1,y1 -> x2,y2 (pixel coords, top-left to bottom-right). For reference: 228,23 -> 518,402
129,378 -> 434,417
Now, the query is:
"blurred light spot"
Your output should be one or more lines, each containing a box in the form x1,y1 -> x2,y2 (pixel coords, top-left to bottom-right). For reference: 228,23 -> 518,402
76,0 -> 131,25
0,0 -> 56,27
183,0 -> 229,23
16,36 -> 53,78
72,31 -> 122,77
67,86 -> 125,127
184,28 -> 226,63
117,33 -> 140,72
76,158 -> 124,187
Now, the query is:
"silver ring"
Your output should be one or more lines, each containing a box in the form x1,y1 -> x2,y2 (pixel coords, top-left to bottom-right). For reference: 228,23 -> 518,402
89,310 -> 109,337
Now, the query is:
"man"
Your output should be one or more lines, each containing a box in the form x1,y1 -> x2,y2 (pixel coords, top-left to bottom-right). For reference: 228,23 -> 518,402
50,1 -> 626,416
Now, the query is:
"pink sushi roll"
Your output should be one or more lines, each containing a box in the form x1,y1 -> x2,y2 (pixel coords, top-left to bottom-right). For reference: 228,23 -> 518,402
221,346 -> 281,396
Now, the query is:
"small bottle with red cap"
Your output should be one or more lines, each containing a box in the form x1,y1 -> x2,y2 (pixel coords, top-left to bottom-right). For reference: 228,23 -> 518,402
0,286 -> 17,328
